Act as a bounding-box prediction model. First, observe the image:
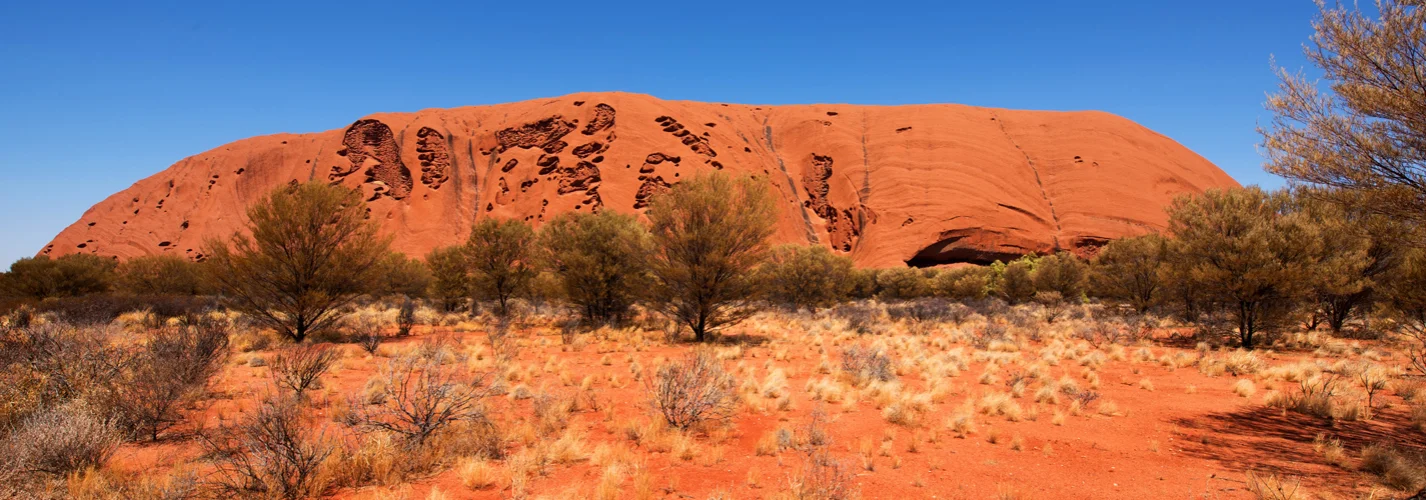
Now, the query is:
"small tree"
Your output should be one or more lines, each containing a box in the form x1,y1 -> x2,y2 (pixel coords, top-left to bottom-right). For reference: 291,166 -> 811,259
463,218 -> 536,317
1293,192 -> 1379,332
1165,188 -> 1318,349
1091,234 -> 1168,313
204,182 -> 389,342
934,266 -> 991,300
116,254 -> 203,296
373,252 -> 431,299
540,211 -> 652,325
876,267 -> 932,301
348,354 -> 495,446
1033,251 -> 1087,300
995,257 -> 1038,304
203,397 -> 333,500
425,245 -> 469,313
646,172 -> 778,341
759,244 -> 855,310
270,344 -> 338,398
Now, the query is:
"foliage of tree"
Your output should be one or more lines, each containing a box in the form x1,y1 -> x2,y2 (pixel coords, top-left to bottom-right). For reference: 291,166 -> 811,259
759,244 -> 855,310
463,218 -> 537,317
1382,248 -> 1426,375
2,254 -> 116,299
540,211 -> 652,325
647,172 -> 777,341
204,182 -> 389,342
1292,192 -> 1381,332
1090,234 -> 1169,313
1261,0 -> 1426,237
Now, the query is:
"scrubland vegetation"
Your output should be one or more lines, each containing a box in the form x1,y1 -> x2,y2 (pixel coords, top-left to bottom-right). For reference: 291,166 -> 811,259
4,1 -> 1426,498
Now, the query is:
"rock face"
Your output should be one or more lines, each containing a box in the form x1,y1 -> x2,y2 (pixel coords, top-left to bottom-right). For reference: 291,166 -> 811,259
42,92 -> 1238,268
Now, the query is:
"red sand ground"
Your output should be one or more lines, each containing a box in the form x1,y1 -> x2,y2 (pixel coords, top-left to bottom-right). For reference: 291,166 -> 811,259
42,92 -> 1237,268
102,312 -> 1425,499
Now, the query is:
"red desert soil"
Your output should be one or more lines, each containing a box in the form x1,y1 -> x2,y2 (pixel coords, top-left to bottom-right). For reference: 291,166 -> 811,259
110,312 -> 1422,500
41,92 -> 1236,267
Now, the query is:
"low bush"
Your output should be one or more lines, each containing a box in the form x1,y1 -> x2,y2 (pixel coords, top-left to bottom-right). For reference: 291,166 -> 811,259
270,344 -> 338,398
346,353 -> 496,446
647,350 -> 738,430
202,397 -> 334,499
1,400 -> 120,478
841,346 -> 895,386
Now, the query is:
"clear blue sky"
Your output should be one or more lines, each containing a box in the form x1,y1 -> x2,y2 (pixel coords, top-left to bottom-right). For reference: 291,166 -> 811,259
0,0 -> 1322,266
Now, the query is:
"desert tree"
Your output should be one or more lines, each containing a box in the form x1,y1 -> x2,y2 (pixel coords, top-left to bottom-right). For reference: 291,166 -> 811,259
1165,188 -> 1319,349
204,182 -> 389,342
116,254 -> 204,296
1090,234 -> 1169,313
646,172 -> 777,341
463,218 -> 537,317
759,244 -> 855,310
425,245 -> 470,312
540,211 -> 653,325
1261,0 -> 1426,240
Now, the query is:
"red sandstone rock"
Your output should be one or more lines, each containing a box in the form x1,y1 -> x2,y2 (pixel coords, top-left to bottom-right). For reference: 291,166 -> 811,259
41,92 -> 1238,268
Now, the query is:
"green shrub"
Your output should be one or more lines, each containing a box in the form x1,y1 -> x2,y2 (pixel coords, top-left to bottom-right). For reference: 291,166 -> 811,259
760,244 -> 855,310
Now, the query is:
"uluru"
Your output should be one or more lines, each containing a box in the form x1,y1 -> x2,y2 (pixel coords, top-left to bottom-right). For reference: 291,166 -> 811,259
40,92 -> 1238,267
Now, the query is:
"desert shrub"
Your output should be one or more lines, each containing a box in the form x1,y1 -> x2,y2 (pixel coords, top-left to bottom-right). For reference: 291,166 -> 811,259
116,254 -> 204,296
2,254 -> 116,300
349,317 -> 383,355
1,400 -> 120,478
205,182 -> 390,342
841,346 -> 894,386
347,354 -> 496,446
116,322 -> 230,440
0,322 -> 130,428
647,172 -> 777,341
203,397 -> 334,500
934,266 -> 991,300
1359,443 -> 1426,492
270,344 -> 338,398
788,449 -> 857,500
463,218 -> 537,317
396,297 -> 416,337
876,267 -> 932,301
759,244 -> 855,310
647,350 -> 738,430
424,245 -> 470,313
830,302 -> 882,335
540,211 -> 652,325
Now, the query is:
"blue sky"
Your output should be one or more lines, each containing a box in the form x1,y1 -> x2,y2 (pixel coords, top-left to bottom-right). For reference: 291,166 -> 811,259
0,1 -> 1322,266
